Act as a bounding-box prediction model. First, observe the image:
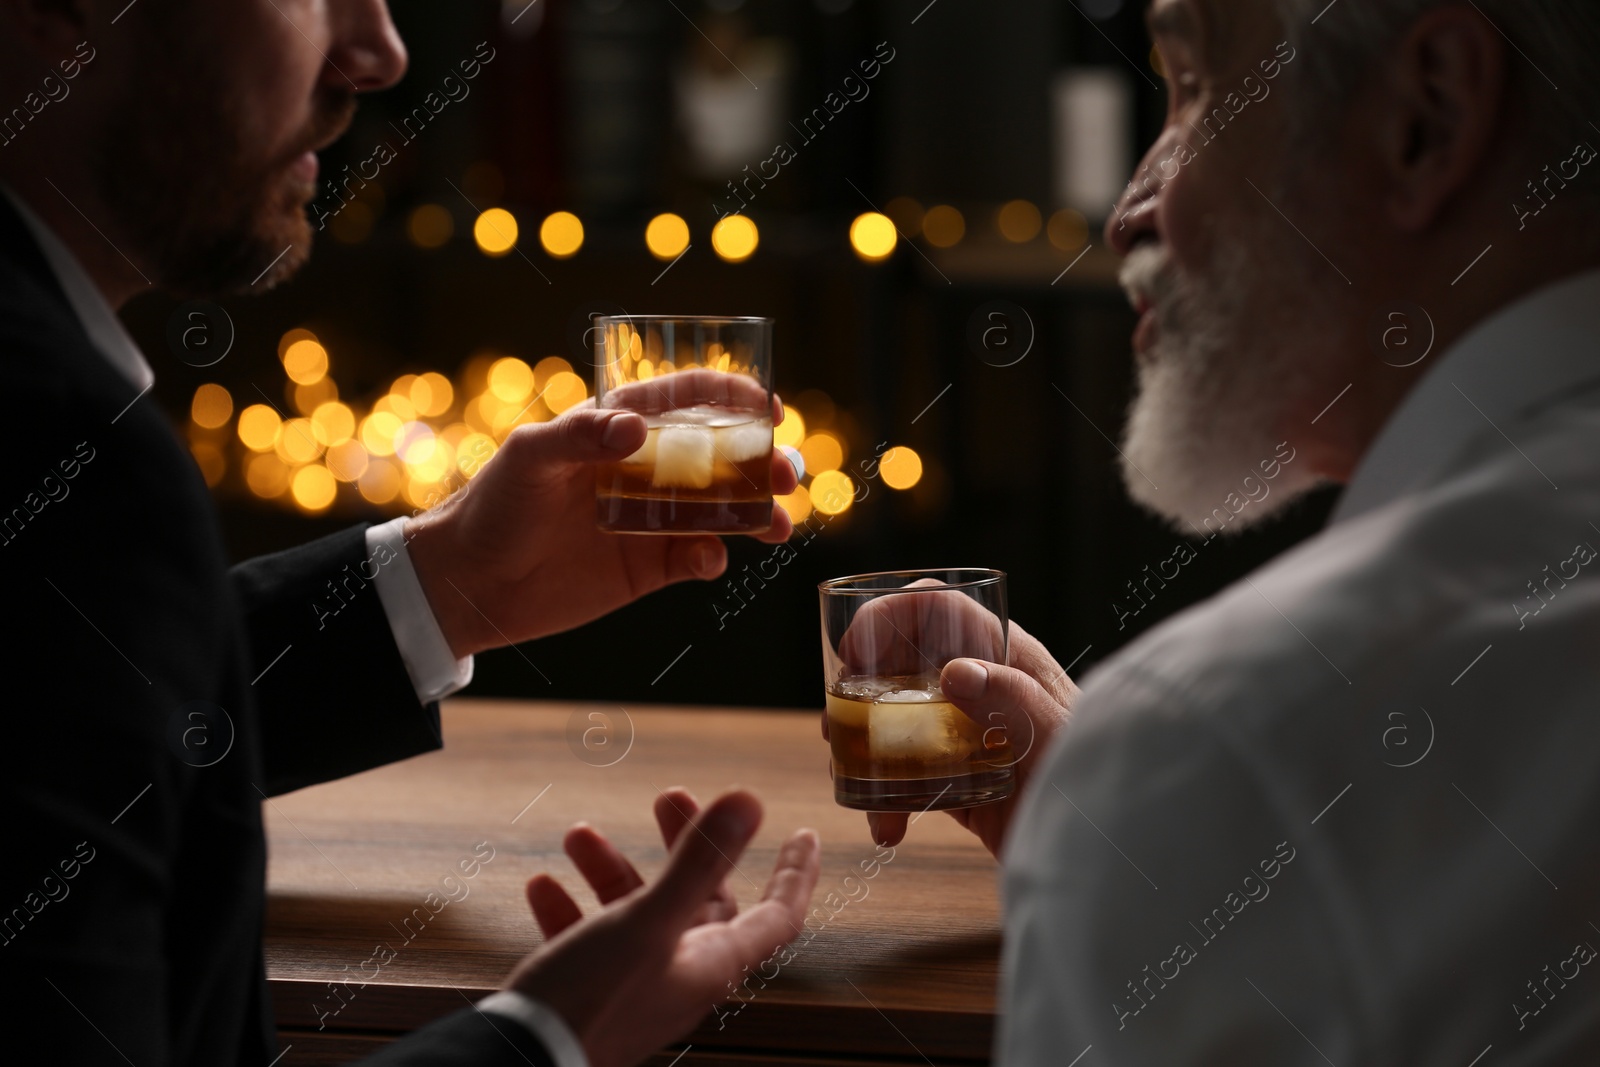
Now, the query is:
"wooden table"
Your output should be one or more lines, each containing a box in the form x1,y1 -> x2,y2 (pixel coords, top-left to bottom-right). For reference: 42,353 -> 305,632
265,699 -> 1003,1066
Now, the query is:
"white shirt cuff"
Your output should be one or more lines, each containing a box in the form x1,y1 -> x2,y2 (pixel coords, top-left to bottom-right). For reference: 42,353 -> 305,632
476,990 -> 589,1067
365,517 -> 474,704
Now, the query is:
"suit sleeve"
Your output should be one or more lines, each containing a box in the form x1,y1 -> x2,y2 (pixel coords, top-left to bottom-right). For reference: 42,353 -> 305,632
230,525 -> 443,797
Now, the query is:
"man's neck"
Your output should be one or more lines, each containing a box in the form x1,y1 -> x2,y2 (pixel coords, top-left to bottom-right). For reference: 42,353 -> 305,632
3,168 -> 153,310
1303,232 -> 1600,484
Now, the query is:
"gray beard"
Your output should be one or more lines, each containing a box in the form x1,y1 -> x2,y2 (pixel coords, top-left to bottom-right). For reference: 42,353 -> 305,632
1116,228 -> 1329,535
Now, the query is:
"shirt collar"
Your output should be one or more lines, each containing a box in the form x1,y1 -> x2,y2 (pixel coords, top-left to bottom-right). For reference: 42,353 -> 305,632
1,184 -> 154,394
1332,268 -> 1600,524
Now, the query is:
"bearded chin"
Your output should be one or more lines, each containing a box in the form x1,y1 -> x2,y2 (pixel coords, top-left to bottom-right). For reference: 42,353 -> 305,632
1117,245 -> 1325,536
148,176 -> 313,297
90,44 -> 329,299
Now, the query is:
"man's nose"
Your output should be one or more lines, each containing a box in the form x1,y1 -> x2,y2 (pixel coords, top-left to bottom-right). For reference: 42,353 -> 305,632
325,0 -> 408,93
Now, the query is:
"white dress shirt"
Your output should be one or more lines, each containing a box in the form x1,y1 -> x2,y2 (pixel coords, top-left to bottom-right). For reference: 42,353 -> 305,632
1000,270 -> 1600,1065
6,187 -> 586,1065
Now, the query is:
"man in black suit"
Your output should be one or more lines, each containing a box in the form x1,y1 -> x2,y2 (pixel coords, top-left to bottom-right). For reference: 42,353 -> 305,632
0,1 -> 820,1064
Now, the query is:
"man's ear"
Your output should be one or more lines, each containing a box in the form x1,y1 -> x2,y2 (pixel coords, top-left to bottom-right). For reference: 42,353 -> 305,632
1379,6 -> 1507,232
5,0 -> 93,59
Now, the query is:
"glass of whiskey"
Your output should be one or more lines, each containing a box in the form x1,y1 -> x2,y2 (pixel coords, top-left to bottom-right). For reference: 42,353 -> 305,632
819,569 -> 1013,812
593,315 -> 775,534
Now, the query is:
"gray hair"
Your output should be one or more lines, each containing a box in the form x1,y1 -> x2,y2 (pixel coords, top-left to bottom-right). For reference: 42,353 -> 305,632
1273,0 -> 1600,158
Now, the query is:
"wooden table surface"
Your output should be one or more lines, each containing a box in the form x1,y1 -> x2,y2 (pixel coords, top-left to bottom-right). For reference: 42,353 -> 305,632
264,699 -> 1003,1066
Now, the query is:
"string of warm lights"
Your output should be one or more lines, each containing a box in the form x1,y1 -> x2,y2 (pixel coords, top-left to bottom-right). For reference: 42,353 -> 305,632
217,177 -> 1034,516
375,200 -> 1092,262
187,331 -> 929,520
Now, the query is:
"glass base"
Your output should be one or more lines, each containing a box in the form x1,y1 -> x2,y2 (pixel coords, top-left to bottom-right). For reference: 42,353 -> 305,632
597,495 -> 772,535
833,767 -> 1013,812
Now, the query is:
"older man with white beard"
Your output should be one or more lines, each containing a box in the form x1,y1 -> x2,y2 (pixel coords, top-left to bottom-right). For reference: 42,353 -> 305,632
852,0 -> 1600,1063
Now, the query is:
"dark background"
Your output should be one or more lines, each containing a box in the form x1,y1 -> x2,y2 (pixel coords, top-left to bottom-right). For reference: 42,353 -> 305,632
121,0 -> 1338,710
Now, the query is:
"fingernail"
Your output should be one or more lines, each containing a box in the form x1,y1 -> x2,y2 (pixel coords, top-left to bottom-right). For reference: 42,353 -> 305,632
601,413 -> 639,450
943,659 -> 989,700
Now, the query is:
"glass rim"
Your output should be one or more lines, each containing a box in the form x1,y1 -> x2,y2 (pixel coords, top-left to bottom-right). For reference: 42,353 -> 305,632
593,314 -> 773,327
818,568 -> 1007,596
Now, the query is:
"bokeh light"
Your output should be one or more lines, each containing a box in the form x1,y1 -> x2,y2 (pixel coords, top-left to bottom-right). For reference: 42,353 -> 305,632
1048,208 -> 1090,252
799,432 -> 844,474
278,328 -> 317,356
487,393 -> 533,435
394,421 -> 437,465
774,404 -> 806,449
460,352 -> 495,394
884,196 -> 924,239
359,459 -> 402,504
325,439 -> 369,482
645,213 -> 690,260
810,470 -> 856,516
360,411 -> 403,456
775,484 -> 812,524
540,211 -> 584,258
191,384 -> 233,429
246,453 -> 290,497
411,372 -> 454,417
488,356 -> 534,403
275,418 -> 324,465
407,204 -> 454,249
879,446 -> 924,489
997,199 -> 1043,243
849,212 -> 898,262
282,339 -> 329,385
922,205 -> 966,248
373,391 -> 418,422
393,421 -> 451,484
533,355 -> 574,387
292,377 -> 337,415
473,208 -> 519,256
212,333 -> 871,526
401,476 -> 437,510
711,215 -> 759,262
237,404 -> 282,452
544,371 -> 587,414
309,401 -> 356,446
291,464 -> 337,512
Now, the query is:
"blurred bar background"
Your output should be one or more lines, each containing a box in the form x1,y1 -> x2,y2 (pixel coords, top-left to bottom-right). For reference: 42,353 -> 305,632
122,0 -> 1337,709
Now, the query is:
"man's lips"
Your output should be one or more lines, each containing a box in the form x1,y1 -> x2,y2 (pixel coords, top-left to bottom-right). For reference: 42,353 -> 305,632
286,109 -> 355,187
1125,291 -> 1157,355
289,151 -> 318,185
1133,307 -> 1157,356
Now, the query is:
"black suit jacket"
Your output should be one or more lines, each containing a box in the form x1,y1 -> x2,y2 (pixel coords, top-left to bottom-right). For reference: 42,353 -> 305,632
0,195 -> 557,1066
